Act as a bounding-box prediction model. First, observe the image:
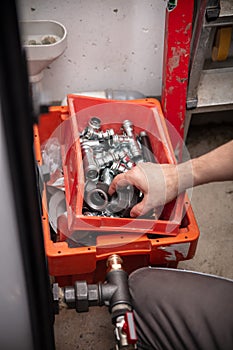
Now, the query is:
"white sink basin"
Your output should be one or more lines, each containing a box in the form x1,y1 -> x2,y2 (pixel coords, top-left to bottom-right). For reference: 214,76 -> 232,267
20,20 -> 67,81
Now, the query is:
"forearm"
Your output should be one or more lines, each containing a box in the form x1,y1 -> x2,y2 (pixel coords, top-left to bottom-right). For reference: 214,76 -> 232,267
160,140 -> 233,203
191,140 -> 233,187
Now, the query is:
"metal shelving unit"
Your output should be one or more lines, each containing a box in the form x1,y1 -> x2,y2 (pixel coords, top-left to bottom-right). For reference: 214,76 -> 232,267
185,0 -> 233,138
197,67 -> 233,112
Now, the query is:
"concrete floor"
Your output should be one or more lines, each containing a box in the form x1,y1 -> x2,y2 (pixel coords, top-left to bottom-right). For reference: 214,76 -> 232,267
54,122 -> 233,350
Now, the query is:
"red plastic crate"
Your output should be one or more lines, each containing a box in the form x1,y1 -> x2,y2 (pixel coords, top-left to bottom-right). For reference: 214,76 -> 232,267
34,98 -> 200,285
63,95 -> 185,237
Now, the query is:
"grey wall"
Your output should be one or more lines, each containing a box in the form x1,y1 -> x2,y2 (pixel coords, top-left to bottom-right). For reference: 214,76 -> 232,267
19,0 -> 166,102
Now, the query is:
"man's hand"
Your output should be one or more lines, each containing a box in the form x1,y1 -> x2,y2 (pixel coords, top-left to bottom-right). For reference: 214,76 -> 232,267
108,162 -> 192,217
108,141 -> 233,217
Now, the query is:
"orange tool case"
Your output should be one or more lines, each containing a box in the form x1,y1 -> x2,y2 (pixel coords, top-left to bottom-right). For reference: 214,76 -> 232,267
34,96 -> 199,286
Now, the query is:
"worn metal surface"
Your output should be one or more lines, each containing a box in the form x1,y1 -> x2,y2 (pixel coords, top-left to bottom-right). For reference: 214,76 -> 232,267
220,0 -> 233,17
197,67 -> 233,110
161,0 -> 194,154
186,0 -> 211,110
185,0 -> 233,138
204,0 -> 233,26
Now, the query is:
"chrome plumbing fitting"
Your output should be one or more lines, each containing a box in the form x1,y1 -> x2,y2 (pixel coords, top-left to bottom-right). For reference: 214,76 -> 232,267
123,159 -> 134,170
80,117 -> 101,140
80,127 -> 98,140
128,139 -> 143,163
95,152 -> 114,168
105,184 -> 138,216
81,127 -> 115,142
110,161 -> 128,174
100,168 -> 115,188
97,128 -> 115,140
108,134 -> 131,148
80,117 -> 151,218
80,139 -> 104,149
85,187 -> 109,211
122,120 -> 134,138
122,120 -> 143,163
139,130 -> 156,163
121,154 -> 133,165
81,144 -> 99,180
80,117 -> 115,141
84,168 -> 114,212
95,148 -> 129,169
88,116 -> 101,130
108,148 -> 128,162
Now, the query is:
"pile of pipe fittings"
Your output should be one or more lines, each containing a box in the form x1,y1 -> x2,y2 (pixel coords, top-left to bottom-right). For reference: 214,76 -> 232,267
80,117 -> 155,218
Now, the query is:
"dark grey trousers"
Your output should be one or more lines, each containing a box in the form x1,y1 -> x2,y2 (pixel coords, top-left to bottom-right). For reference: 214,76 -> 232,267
128,267 -> 233,350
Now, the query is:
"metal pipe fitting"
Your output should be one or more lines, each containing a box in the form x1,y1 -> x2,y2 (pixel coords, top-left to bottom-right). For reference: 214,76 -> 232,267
88,116 -> 101,131
110,161 -> 128,174
79,118 -> 152,218
107,254 -> 123,271
95,152 -> 114,168
82,211 -> 99,216
108,148 -> 128,162
80,139 -> 103,148
80,117 -> 101,140
100,168 -> 114,187
85,187 -> 109,211
102,270 -> 131,316
106,184 -> 137,216
120,155 -> 134,169
122,120 -> 142,163
81,127 -> 97,140
128,139 -> 143,163
81,144 -> 99,180
125,161 -> 134,170
122,120 -> 134,138
97,128 -> 115,140
139,131 -> 156,163
52,254 -> 137,348
84,168 -> 114,211
108,134 -> 131,148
